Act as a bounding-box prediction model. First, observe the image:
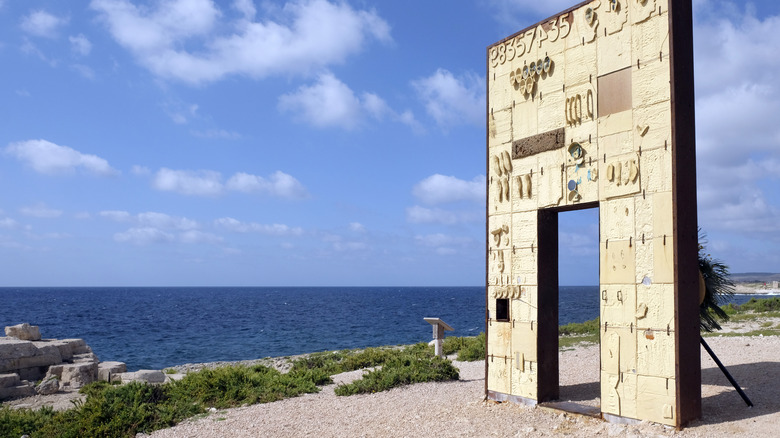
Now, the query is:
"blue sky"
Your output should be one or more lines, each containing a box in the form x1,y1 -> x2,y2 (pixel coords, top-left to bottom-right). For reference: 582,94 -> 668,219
1,0 -> 778,287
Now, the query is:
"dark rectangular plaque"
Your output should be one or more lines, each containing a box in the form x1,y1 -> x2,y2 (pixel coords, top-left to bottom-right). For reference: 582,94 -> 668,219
597,67 -> 632,117
512,128 -> 565,159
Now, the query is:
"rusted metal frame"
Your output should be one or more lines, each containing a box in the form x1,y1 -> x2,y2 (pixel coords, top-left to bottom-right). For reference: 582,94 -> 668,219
488,0 -> 591,49
668,0 -> 702,427
536,208 -> 559,402
484,44 -> 491,401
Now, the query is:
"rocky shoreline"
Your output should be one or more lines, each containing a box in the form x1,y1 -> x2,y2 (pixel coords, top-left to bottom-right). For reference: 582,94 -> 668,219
734,284 -> 780,294
1,323 -> 186,410
4,317 -> 779,438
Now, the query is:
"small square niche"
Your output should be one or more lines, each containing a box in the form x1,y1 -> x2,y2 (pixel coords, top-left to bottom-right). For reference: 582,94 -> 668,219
496,298 -> 510,321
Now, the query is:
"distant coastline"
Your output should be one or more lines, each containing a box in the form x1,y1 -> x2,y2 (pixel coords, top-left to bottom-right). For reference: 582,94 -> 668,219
734,284 -> 780,295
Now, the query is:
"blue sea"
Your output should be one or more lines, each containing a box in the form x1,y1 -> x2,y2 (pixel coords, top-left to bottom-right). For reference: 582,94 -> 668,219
0,287 -> 771,371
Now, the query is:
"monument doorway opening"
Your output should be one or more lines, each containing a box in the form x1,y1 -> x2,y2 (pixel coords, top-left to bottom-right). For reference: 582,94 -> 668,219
556,206 -> 601,414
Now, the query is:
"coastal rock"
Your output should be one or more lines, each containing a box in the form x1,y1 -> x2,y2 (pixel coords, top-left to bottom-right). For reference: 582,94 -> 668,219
0,339 -> 40,372
0,383 -> 35,400
46,339 -> 90,362
164,372 -> 186,383
36,377 -> 59,395
73,352 -> 100,364
0,373 -> 35,400
60,362 -> 98,389
0,327 -> 119,401
0,338 -> 62,380
5,323 -> 41,341
98,361 -> 127,382
0,373 -> 21,388
114,370 -> 166,385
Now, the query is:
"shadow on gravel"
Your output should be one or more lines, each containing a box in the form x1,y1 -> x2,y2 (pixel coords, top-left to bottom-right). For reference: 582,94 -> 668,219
697,361 -> 780,425
558,381 -> 600,404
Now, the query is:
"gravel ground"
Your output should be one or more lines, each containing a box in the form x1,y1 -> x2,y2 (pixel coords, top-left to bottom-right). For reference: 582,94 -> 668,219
144,335 -> 779,438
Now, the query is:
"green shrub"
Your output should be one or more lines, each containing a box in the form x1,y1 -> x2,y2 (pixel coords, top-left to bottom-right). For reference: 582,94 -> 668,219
28,381 -> 202,438
739,297 -> 780,312
334,354 -> 459,396
168,365 -> 321,409
0,405 -> 58,438
439,332 -> 485,362
559,317 -> 600,336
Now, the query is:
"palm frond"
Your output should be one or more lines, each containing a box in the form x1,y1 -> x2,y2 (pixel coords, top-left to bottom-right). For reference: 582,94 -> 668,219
698,229 -> 735,332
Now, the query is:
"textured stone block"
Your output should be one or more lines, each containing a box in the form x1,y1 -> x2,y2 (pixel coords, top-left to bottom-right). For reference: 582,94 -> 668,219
61,362 -> 98,389
511,289 -> 537,322
114,369 -> 166,385
98,361 -> 127,382
487,354 -> 511,394
0,373 -> 20,388
36,377 -> 60,395
600,240 -> 636,285
511,321 -> 537,362
636,283 -> 675,330
5,323 -> 41,341
598,108 -> 633,136
601,197 -> 636,240
636,375 -> 676,426
512,98 -> 539,140
0,383 -> 35,400
489,107 -> 513,149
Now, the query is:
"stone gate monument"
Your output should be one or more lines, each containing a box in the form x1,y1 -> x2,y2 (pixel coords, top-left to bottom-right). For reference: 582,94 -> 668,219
485,0 -> 700,427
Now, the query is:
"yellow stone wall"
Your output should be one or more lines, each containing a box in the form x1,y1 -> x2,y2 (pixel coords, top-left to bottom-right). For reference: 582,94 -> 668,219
487,0 -> 681,426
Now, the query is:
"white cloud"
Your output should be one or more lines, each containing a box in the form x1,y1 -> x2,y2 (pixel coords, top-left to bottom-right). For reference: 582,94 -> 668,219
349,222 -> 365,233
415,233 -> 472,247
101,210 -> 199,230
20,203 -> 62,218
152,168 -> 223,196
132,165 -> 151,175
91,0 -> 391,85
20,40 -> 56,65
179,230 -> 223,244
215,217 -> 303,235
278,72 -> 363,129
232,0 -> 256,20
20,10 -> 68,38
5,139 -> 119,176
164,101 -> 199,125
99,210 -> 132,222
114,227 -> 175,245
413,174 -> 486,205
191,129 -> 241,139
138,212 -> 198,230
415,233 -> 473,256
226,171 -> 308,198
71,64 -> 96,79
69,34 -> 92,55
331,240 -> 368,252
405,205 -> 481,225
412,69 -> 484,129
279,72 -> 415,130
362,92 -> 391,120
151,167 -> 309,198
0,218 -> 18,228
559,230 -> 598,257
26,231 -> 71,240
692,3 -> 780,243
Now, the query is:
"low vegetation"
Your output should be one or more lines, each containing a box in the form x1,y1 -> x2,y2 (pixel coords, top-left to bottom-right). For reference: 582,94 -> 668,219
334,348 -> 459,396
441,331 -> 485,361
559,317 -> 601,349
4,297 -> 778,438
0,344 -> 459,438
